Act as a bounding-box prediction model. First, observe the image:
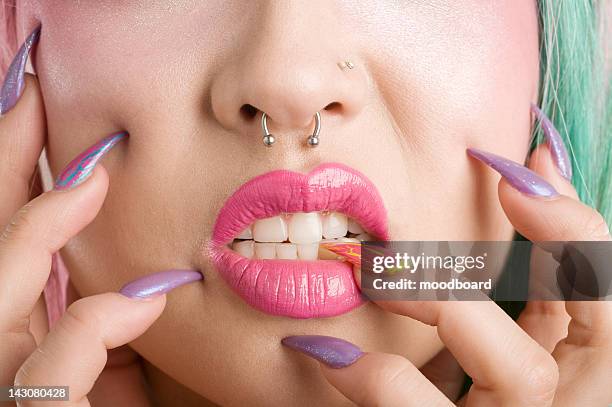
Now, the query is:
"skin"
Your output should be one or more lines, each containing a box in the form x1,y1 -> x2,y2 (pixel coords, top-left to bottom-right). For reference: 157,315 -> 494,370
2,0 -> 610,406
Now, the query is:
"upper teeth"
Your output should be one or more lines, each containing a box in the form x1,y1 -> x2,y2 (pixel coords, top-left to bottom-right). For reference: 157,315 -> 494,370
231,211 -> 372,260
253,216 -> 288,242
323,212 -> 349,238
288,212 -> 322,244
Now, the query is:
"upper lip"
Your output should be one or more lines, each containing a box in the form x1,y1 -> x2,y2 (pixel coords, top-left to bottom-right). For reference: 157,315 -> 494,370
209,162 -> 389,319
211,162 -> 389,246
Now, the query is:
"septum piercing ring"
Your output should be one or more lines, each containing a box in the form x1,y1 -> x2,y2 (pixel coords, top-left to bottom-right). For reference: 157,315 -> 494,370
261,112 -> 276,147
307,111 -> 322,147
261,111 -> 322,148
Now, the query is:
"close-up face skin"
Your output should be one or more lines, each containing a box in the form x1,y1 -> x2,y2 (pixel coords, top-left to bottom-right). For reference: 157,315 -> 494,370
14,1 -> 539,405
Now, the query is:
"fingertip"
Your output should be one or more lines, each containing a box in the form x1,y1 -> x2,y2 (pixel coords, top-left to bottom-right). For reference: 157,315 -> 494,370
95,292 -> 167,348
497,177 -> 563,225
496,178 -> 603,241
528,144 -> 577,199
87,164 -> 110,195
52,164 -> 109,221
123,293 -> 168,325
117,291 -> 168,310
53,162 -> 109,192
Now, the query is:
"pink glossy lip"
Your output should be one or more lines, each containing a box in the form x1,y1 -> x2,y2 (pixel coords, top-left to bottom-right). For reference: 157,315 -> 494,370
209,163 -> 389,319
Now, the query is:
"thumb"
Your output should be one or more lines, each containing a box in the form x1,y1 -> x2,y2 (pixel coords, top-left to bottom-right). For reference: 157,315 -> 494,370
15,292 -> 166,405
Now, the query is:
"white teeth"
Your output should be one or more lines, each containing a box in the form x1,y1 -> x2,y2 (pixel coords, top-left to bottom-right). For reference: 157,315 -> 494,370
253,216 -> 288,243
288,212 -> 322,244
276,243 -> 297,259
254,242 -> 276,259
232,240 -> 254,258
347,218 -> 364,234
232,211 -> 370,259
297,243 -> 319,260
322,212 -> 348,239
236,226 -> 252,240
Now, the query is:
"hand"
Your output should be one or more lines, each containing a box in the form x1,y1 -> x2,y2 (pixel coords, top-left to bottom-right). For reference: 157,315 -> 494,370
283,138 -> 612,406
0,74 -> 166,406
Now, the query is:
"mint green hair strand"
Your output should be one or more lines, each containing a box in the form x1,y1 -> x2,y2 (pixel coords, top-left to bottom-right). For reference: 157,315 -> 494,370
536,0 -> 611,221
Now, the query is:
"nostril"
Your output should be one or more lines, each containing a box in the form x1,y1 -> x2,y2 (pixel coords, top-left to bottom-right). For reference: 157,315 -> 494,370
324,102 -> 343,115
240,104 -> 259,121
239,102 -> 342,124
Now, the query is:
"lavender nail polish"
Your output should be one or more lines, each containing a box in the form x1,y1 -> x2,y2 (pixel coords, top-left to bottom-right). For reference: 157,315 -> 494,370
467,148 -> 559,198
54,131 -> 128,190
0,25 -> 41,115
119,269 -> 203,299
531,104 -> 573,181
281,335 -> 364,368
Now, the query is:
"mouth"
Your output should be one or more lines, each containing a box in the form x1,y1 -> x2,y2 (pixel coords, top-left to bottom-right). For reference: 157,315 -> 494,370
210,163 -> 389,319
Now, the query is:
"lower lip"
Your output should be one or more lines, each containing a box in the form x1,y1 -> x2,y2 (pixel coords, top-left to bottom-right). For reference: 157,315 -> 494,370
211,248 -> 364,318
209,163 -> 387,319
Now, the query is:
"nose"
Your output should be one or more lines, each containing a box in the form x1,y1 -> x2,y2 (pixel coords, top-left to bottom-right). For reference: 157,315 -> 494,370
210,2 -> 367,139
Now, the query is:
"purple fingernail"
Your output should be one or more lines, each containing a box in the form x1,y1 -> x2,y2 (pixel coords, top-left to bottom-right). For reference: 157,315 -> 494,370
54,131 -> 128,190
119,269 -> 203,299
530,104 -> 573,181
281,335 -> 363,368
0,25 -> 41,115
467,147 -> 559,198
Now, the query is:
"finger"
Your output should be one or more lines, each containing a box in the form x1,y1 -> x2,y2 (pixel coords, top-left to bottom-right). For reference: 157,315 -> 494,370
516,300 -> 569,353
14,292 -> 166,406
0,166 -> 108,386
323,353 -> 452,407
0,74 -> 46,228
517,144 -> 572,351
464,146 -> 610,243
498,173 -> 610,244
552,302 -> 612,406
420,347 -> 466,401
282,336 -> 452,407
376,300 -> 558,406
322,244 -> 559,405
0,166 -> 108,328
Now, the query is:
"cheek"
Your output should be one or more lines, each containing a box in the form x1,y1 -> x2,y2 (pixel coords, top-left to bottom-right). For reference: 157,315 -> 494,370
35,0 -> 240,138
343,0 -> 539,239
354,0 -> 539,151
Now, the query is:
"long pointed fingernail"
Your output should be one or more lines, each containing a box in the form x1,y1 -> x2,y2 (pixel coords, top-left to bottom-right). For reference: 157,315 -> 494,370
281,335 -> 363,368
530,104 -> 573,181
0,25 -> 41,115
54,131 -> 128,190
319,242 -> 362,266
119,269 -> 203,299
467,148 -> 559,198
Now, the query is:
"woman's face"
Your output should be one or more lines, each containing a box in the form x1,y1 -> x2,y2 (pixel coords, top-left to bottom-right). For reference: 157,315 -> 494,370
19,1 -> 539,405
